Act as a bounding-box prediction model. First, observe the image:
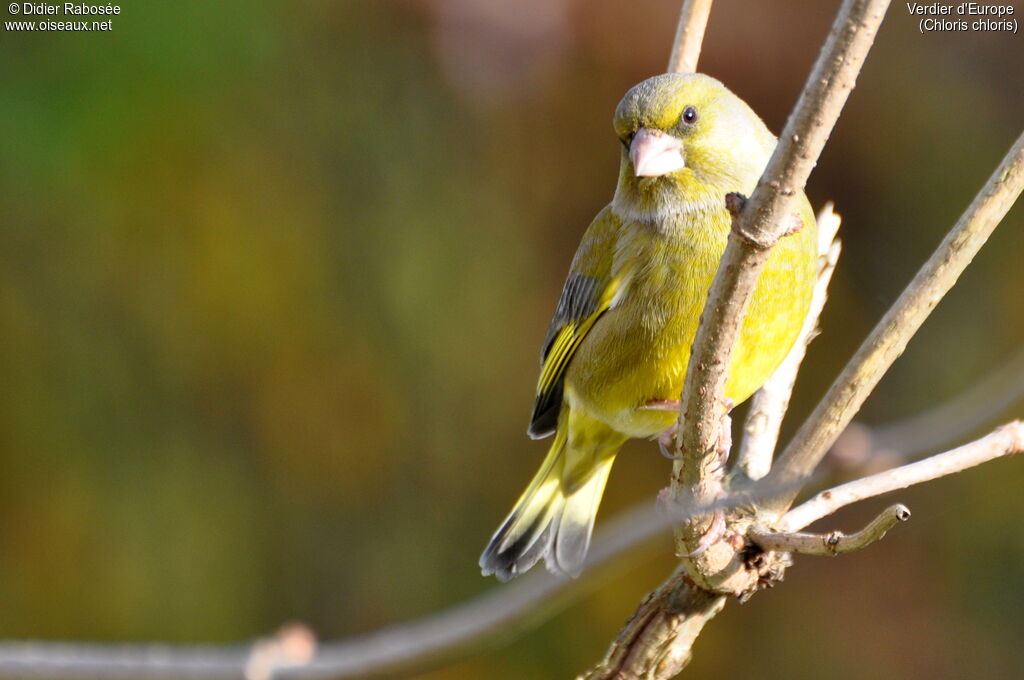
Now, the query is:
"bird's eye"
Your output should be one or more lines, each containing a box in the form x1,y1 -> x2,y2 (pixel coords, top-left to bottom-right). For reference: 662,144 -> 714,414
621,132 -> 635,150
681,106 -> 698,125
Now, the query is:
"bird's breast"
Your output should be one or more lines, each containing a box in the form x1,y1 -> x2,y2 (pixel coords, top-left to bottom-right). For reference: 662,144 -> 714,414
564,205 -> 816,440
565,218 -> 725,437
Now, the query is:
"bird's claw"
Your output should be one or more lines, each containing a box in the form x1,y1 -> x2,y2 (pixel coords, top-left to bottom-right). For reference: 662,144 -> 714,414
656,487 -> 675,514
715,411 -> 733,469
682,508 -> 727,557
658,426 -> 683,460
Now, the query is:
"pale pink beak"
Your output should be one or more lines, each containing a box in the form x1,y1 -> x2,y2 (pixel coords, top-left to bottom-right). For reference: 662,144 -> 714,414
629,128 -> 685,178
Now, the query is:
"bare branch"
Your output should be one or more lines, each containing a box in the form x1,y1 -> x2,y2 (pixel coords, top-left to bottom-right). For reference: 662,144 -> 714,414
673,0 -> 890,568
577,572 -> 725,680
0,504 -> 667,680
767,131 -> 1024,514
0,644 -> 246,679
0,482 -> 815,680
860,344 -> 1024,460
737,204 -> 842,481
3,2 -> 1017,680
750,504 -> 910,556
0,420 -> 1013,680
667,0 -> 714,74
778,421 -> 1024,532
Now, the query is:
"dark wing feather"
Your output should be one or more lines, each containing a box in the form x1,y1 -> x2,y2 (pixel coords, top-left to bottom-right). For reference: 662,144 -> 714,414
528,207 -> 620,439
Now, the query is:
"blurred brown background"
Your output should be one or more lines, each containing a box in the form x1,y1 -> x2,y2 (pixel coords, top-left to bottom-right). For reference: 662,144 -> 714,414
1,1 -> 1022,678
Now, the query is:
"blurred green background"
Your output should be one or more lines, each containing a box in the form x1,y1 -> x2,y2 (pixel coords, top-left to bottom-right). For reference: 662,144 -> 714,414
1,1 -> 1022,678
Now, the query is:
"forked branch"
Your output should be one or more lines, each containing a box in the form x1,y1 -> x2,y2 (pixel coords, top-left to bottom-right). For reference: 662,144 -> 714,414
736,204 -> 842,481
778,421 -> 1024,532
673,0 -> 891,571
750,504 -> 910,556
766,130 -> 1024,515
0,2 -> 1020,680
587,1 -> 893,676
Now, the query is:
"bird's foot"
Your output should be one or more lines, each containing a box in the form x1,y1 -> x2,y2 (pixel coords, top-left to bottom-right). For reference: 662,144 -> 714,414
781,211 -> 805,237
658,425 -> 682,460
641,400 -> 683,459
681,482 -> 729,558
710,411 -> 733,473
682,506 -> 727,558
656,486 -> 675,514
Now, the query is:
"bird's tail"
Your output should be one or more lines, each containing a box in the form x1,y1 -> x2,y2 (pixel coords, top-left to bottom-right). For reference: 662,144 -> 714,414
479,420 -> 621,581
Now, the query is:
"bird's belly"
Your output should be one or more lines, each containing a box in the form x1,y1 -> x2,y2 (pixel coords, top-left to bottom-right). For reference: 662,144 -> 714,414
564,304 -> 695,439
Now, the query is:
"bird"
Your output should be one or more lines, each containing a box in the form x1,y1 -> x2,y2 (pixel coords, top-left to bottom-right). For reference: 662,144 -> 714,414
479,73 -> 818,581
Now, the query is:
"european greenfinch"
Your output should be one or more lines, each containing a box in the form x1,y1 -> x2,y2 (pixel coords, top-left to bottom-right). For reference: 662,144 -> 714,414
480,73 -> 818,581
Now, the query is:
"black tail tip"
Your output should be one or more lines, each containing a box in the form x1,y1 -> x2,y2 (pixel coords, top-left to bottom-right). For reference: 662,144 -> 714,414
479,521 -> 553,582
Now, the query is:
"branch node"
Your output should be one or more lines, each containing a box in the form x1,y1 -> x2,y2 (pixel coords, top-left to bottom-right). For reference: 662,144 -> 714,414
724,191 -> 747,216
779,422 -> 1023,532
737,548 -> 792,603
767,129 -> 1024,513
725,192 -> 775,249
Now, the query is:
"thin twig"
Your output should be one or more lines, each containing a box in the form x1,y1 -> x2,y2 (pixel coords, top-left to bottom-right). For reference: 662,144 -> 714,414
778,421 -> 1024,532
749,504 -> 910,556
0,486 -> 803,680
0,504 -> 663,680
821,346 -> 1024,476
2,3 -> 1017,680
767,131 -> 1024,515
673,0 -> 891,568
0,426 -> 1014,679
2,408 -> 1015,680
737,204 -> 842,481
667,0 -> 714,73
862,344 -> 1024,460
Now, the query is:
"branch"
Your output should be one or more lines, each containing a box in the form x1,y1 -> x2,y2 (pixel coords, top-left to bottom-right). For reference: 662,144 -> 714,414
3,3 -> 1015,680
778,421 -> 1024,532
667,0 -> 714,73
580,8 -> 897,675
672,0 -> 890,568
736,204 -> 842,481
851,344 -> 1024,462
767,130 -> 1024,514
578,571 -> 725,680
0,418 -> 1014,680
749,504 -> 910,556
290,504 -> 670,679
0,485 -> 794,680
3,417 -> 1014,680
0,504 -> 668,680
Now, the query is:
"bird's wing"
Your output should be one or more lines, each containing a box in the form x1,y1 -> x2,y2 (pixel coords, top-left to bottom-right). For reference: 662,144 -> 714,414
528,206 -> 621,439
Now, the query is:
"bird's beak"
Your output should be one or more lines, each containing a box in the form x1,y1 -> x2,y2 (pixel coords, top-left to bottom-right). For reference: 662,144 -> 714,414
629,128 -> 686,178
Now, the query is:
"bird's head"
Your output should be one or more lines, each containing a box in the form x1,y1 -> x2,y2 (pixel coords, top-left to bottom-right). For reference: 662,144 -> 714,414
612,73 -> 775,222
